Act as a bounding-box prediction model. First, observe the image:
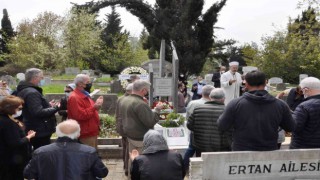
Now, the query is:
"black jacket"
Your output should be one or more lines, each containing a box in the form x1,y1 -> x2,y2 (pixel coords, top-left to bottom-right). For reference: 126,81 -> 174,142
211,72 -> 221,88
131,150 -> 185,180
16,81 -> 58,137
187,101 -> 232,152
0,113 -> 31,180
23,137 -> 108,180
290,95 -> 320,149
218,90 -> 295,151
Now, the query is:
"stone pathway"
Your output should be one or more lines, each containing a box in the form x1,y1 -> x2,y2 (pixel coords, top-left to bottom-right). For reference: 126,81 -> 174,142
103,159 -> 189,180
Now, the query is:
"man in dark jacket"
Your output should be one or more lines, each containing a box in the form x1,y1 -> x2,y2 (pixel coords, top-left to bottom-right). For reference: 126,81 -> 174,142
211,66 -> 226,88
17,68 -> 59,150
188,88 -> 231,156
24,120 -> 108,180
218,70 -> 295,151
290,77 -> 320,149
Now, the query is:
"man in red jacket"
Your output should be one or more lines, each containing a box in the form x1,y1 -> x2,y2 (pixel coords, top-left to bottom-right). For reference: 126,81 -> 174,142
68,74 -> 103,148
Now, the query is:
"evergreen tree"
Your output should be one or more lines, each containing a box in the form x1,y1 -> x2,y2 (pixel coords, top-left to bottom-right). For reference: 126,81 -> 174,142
74,0 -> 227,77
101,6 -> 124,47
0,9 -> 14,66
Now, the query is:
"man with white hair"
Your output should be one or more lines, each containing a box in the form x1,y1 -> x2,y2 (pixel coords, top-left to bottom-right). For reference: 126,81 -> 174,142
24,120 -> 108,180
290,77 -> 320,149
187,88 -> 231,156
183,85 -> 215,171
220,61 -> 243,105
17,68 -> 59,149
115,83 -> 133,176
68,74 -> 104,148
121,79 -> 163,179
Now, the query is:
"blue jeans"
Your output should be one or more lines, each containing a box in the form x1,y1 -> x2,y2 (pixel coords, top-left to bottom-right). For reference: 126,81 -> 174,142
183,134 -> 195,170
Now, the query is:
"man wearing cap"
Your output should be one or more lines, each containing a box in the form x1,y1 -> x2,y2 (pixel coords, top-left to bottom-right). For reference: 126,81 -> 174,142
58,83 -> 75,121
220,61 -> 243,105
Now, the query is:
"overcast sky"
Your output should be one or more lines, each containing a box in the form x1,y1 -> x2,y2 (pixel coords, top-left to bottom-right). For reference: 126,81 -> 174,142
0,0 -> 302,45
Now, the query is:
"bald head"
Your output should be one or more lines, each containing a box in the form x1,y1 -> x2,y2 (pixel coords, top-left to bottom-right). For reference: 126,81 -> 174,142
56,120 -> 80,140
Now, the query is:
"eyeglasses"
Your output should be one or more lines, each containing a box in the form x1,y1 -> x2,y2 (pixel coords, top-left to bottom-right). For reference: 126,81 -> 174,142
65,91 -> 71,93
18,107 -> 23,110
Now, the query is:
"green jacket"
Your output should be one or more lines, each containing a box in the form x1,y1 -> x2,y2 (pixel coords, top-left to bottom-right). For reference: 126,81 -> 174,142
122,94 -> 160,141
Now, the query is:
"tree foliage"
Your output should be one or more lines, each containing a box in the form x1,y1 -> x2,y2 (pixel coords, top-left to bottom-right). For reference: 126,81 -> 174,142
0,9 -> 15,66
74,0 -> 227,77
3,12 -> 65,70
251,7 -> 320,83
63,10 -> 103,69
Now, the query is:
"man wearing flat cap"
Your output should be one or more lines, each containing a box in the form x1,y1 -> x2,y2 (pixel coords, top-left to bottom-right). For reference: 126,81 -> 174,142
220,61 -> 243,105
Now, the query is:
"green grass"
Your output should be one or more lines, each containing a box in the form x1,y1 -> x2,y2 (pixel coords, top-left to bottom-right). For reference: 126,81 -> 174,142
42,84 -> 66,94
95,77 -> 113,83
52,74 -> 76,80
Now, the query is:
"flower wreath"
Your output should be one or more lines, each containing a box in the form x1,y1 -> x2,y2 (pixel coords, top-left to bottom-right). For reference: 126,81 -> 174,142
120,66 -> 148,88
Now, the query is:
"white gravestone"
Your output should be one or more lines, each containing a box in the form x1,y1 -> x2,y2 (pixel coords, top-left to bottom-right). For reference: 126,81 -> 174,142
65,67 -> 80,75
269,77 -> 283,85
299,74 -> 308,83
204,74 -> 213,85
16,73 -> 25,81
190,149 -> 320,180
242,66 -> 258,75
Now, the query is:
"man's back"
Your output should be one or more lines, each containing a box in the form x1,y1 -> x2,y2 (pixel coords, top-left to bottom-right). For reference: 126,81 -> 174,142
218,90 -> 295,151
23,137 -> 108,180
122,94 -> 159,141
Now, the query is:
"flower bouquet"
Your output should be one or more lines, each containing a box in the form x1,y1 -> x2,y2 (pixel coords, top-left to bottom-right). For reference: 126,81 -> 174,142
158,112 -> 185,128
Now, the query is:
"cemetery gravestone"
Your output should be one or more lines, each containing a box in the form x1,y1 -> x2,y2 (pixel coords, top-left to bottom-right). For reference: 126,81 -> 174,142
141,59 -> 173,78
44,76 -> 52,86
276,83 -> 286,91
65,67 -> 80,75
269,77 -> 283,85
1,75 -> 16,87
101,74 -> 111,78
81,69 -> 94,76
16,73 -> 25,81
110,80 -> 123,94
204,74 -> 213,85
299,74 -> 308,83
242,66 -> 258,75
190,149 -> 320,180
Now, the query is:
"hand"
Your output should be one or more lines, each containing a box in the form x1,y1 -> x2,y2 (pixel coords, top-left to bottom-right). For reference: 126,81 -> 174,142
129,149 -> 139,160
26,130 -> 36,141
49,99 -> 56,107
94,96 -> 104,110
229,79 -> 236,84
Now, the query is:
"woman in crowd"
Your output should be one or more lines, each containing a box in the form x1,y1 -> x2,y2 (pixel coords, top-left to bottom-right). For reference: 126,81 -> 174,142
130,130 -> 185,180
0,95 -> 36,180
178,82 -> 186,113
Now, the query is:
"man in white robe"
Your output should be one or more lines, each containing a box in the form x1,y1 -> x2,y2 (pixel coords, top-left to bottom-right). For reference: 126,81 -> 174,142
220,61 -> 243,105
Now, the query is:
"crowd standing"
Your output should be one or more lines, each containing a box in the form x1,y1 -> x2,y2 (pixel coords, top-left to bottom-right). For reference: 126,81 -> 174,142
2,64 -> 320,180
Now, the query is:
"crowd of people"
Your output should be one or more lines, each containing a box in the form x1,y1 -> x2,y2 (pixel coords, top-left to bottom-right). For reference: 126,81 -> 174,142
1,64 -> 320,180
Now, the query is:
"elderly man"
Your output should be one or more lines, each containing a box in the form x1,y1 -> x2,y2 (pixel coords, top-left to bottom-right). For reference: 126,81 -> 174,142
115,83 -> 133,176
68,74 -> 103,148
188,88 -> 231,156
218,70 -> 295,151
24,120 -> 108,180
191,76 -> 206,100
220,61 -> 243,105
17,68 -> 59,149
212,66 -> 226,88
290,77 -> 320,149
183,85 -> 215,171
121,79 -> 163,179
